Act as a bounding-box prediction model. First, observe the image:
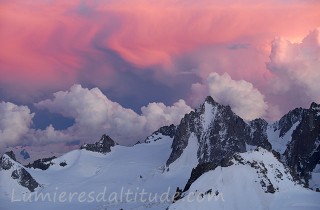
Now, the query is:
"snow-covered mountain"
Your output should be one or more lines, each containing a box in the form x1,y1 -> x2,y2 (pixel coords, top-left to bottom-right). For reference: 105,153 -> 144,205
0,97 -> 319,210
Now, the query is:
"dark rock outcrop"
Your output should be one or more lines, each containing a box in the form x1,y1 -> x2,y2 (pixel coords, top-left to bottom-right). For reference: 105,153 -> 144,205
284,102 -> 320,184
0,153 -> 40,192
247,119 -> 272,150
11,167 -> 40,192
183,162 -> 219,192
25,156 -> 56,170
0,152 -> 15,170
145,124 -> 177,143
4,151 -> 16,161
153,124 -> 177,138
274,107 -> 307,138
81,134 -> 117,154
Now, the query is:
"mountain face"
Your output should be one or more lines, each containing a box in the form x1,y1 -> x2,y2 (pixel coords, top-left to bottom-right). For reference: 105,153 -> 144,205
80,134 -> 117,154
167,96 -> 319,190
167,96 -> 271,167
283,102 -> 320,185
145,124 -> 177,143
168,148 -> 304,210
0,152 -> 40,192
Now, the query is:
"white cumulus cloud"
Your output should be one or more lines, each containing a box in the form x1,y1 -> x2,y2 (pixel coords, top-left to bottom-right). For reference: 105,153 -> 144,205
0,102 -> 34,150
191,72 -> 268,120
35,84 -> 192,145
141,99 -> 192,132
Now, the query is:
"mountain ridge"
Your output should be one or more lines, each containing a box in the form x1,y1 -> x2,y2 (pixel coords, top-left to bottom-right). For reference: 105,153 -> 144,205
1,96 -> 319,210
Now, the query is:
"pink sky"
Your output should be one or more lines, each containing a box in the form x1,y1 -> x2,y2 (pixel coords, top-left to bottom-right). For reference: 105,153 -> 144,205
1,0 -> 320,148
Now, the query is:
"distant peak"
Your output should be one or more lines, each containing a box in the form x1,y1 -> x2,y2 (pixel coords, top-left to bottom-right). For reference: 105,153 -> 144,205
4,151 -> 16,161
204,96 -> 215,104
81,134 -> 116,154
310,102 -> 320,111
203,96 -> 232,111
204,96 -> 222,107
100,134 -> 114,142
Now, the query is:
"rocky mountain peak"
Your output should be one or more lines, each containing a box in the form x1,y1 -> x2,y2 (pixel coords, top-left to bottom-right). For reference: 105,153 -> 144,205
0,153 -> 15,170
4,151 -> 16,161
274,107 -> 306,138
310,102 -> 320,113
166,97 -> 271,167
204,96 -> 219,106
0,153 -> 40,192
144,124 -> 177,143
81,134 -> 117,154
153,124 -> 177,138
283,102 -> 320,186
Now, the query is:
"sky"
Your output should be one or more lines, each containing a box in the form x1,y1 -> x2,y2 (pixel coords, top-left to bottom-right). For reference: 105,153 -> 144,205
1,0 -> 320,152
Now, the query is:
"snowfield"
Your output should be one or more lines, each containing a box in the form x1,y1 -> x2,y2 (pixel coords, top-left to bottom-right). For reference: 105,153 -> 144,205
1,132 -> 319,210
169,148 -> 320,210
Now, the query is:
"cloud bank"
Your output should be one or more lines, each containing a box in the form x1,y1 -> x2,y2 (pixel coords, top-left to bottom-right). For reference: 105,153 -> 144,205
267,28 -> 320,111
0,85 -> 192,149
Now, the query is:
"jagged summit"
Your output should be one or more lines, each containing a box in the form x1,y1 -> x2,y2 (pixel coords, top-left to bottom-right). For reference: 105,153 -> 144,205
80,134 -> 117,154
166,97 -> 269,167
0,153 -> 40,192
4,151 -> 16,162
166,97 -> 319,190
204,96 -> 219,105
144,124 -> 177,143
203,96 -> 233,111
310,101 -> 320,112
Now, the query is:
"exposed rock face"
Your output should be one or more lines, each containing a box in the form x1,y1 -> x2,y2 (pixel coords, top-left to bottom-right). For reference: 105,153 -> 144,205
166,96 -> 271,166
247,119 -> 272,150
4,151 -> 16,161
284,102 -> 320,184
166,97 -> 319,189
0,153 -> 40,192
11,167 -> 40,192
144,124 -> 177,143
274,107 -> 307,138
25,156 -> 56,170
0,152 -> 15,170
183,162 -> 219,192
181,148 -> 294,198
153,124 -> 177,138
81,134 -> 117,154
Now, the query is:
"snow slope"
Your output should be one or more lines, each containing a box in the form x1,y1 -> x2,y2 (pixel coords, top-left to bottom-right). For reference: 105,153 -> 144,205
169,148 -> 320,210
0,155 -> 35,198
267,122 -> 300,154
0,134 -> 187,210
1,118 -> 319,210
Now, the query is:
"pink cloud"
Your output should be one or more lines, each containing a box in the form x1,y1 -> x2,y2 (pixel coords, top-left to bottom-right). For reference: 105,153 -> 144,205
1,0 -> 320,101
266,28 -> 320,114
